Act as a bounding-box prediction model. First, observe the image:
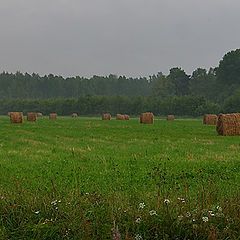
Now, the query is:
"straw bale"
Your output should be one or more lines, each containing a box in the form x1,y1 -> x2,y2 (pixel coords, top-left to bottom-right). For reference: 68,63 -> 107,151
72,113 -> 78,118
203,114 -> 217,125
37,113 -> 43,117
216,113 -> 240,136
116,114 -> 125,120
27,112 -> 37,121
140,112 -> 154,124
102,113 -> 111,120
166,115 -> 174,121
124,114 -> 130,120
49,113 -> 57,119
8,112 -> 12,116
10,112 -> 24,124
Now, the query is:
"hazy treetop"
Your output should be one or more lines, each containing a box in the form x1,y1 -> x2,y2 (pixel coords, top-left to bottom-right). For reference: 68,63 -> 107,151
0,0 -> 240,77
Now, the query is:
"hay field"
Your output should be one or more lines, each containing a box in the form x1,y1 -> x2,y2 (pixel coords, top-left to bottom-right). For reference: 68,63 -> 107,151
1,116 -> 240,239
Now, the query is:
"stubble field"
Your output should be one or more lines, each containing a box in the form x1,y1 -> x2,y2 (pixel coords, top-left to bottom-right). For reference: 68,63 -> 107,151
1,116 -> 240,239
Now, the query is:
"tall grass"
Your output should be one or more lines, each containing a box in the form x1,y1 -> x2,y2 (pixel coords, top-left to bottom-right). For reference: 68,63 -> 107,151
0,116 -> 240,239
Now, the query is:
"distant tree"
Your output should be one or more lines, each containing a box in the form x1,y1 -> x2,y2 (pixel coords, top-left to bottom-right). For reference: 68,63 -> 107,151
168,68 -> 190,96
151,72 -> 174,97
216,49 -> 240,86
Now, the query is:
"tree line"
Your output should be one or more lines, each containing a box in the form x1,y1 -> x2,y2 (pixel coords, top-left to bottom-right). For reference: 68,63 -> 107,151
0,49 -> 240,115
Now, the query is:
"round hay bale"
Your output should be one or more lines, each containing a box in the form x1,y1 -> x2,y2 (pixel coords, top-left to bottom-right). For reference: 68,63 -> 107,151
49,113 -> 58,119
216,113 -> 240,136
203,114 -> 217,125
10,112 -> 24,124
102,113 -> 111,120
72,113 -> 78,118
166,115 -> 174,121
140,112 -> 154,124
116,114 -> 125,120
37,113 -> 43,117
27,112 -> 37,121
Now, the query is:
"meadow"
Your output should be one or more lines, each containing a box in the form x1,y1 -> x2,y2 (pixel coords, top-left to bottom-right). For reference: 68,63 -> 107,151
1,116 -> 240,239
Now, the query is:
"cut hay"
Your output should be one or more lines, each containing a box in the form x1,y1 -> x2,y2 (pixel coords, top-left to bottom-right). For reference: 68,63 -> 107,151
37,113 -> 43,117
140,112 -> 154,124
102,113 -> 111,120
10,112 -> 24,124
27,112 -> 37,121
124,114 -> 130,120
166,115 -> 174,121
203,114 -> 217,125
116,114 -> 125,120
72,113 -> 78,118
8,112 -> 12,116
49,113 -> 57,119
216,113 -> 240,136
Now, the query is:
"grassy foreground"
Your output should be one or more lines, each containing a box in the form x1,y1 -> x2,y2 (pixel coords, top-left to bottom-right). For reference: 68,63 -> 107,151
0,116 -> 240,239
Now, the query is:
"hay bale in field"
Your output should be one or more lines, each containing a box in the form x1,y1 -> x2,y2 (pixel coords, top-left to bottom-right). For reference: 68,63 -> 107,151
116,114 -> 125,120
49,113 -> 57,119
10,112 -> 24,124
72,113 -> 78,118
102,113 -> 111,120
27,112 -> 37,121
140,112 -> 154,124
203,114 -> 217,125
8,112 -> 12,116
37,113 -> 43,117
216,113 -> 240,136
166,115 -> 174,121
124,114 -> 130,120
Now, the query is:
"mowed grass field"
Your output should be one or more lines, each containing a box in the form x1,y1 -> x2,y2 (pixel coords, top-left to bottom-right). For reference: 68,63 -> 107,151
1,116 -> 240,239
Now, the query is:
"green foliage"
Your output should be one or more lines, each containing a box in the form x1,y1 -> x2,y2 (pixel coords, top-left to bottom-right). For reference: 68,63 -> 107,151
216,49 -> 240,86
223,88 -> 240,113
0,95 -> 220,117
168,68 -> 190,96
1,117 -> 240,239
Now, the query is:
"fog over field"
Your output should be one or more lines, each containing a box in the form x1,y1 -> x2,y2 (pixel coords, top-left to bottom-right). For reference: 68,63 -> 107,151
0,0 -> 240,77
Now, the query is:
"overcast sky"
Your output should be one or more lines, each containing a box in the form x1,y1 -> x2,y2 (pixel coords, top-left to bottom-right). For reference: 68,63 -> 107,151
0,0 -> 239,78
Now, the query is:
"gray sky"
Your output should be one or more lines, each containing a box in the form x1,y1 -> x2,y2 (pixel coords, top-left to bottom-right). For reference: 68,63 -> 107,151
0,0 -> 239,78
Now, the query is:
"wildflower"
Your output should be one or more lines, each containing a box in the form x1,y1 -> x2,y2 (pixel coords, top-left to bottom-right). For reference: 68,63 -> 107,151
164,199 -> 170,204
58,200 -> 61,203
192,218 -> 196,222
177,197 -> 185,203
186,212 -> 191,217
209,211 -> 214,217
34,211 -> 40,214
136,218 -> 141,223
135,234 -> 142,240
55,207 -> 58,210
51,200 -> 58,206
216,206 -> 222,212
178,215 -> 183,221
139,202 -> 145,209
149,210 -> 157,216
111,228 -> 115,232
202,216 -> 208,222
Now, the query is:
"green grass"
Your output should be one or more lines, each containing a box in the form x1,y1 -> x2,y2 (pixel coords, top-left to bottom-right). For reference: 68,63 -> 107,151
1,116 -> 240,239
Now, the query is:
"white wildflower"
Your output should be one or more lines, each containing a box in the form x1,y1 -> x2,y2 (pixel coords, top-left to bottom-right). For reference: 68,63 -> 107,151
136,217 -> 141,223
186,212 -> 191,217
216,206 -> 222,212
209,211 -> 215,217
139,202 -> 145,209
149,210 -> 157,216
34,211 -> 40,214
135,234 -> 142,240
202,216 -> 208,222
51,200 -> 58,206
178,215 -> 183,220
164,199 -> 170,204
